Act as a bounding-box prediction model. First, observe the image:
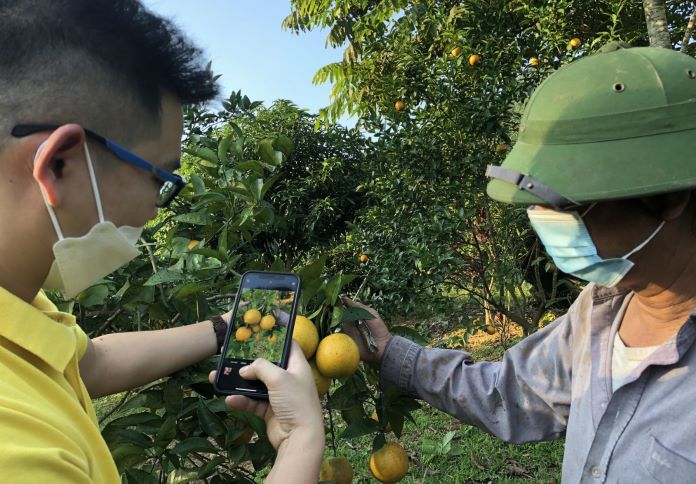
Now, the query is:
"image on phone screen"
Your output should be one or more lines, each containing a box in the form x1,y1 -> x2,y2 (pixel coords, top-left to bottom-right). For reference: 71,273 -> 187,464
215,272 -> 299,397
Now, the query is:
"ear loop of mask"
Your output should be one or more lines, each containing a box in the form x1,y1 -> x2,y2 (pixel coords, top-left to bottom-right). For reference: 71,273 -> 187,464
623,220 -> 666,259
578,201 -> 665,260
34,140 -> 106,241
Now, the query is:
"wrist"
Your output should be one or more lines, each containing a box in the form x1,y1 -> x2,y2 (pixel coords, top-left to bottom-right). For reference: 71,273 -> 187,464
278,425 -> 325,458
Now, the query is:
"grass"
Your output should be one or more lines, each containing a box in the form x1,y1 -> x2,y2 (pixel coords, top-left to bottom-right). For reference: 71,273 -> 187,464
92,323 -> 564,483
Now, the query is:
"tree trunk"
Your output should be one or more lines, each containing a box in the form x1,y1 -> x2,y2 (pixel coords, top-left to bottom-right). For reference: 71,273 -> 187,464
643,0 -> 672,48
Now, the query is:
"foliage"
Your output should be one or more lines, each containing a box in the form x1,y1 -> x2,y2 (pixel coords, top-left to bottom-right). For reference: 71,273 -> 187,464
282,0 -> 696,329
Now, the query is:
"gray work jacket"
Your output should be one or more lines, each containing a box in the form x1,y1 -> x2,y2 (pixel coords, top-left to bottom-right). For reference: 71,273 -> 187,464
380,284 -> 696,483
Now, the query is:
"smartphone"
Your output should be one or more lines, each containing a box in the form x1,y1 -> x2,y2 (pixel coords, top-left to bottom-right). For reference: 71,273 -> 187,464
214,271 -> 300,399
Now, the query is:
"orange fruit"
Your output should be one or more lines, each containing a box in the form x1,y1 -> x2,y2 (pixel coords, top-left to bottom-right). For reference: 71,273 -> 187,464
569,37 -> 581,49
486,324 -> 496,335
243,309 -> 262,325
260,314 -> 276,330
251,324 -> 261,333
268,334 -> 278,344
292,315 -> 320,359
187,240 -> 200,250
529,57 -> 539,66
394,100 -> 406,111
468,54 -> 481,66
359,254 -> 369,263
310,360 -> 331,396
315,333 -> 360,378
235,326 -> 252,342
450,46 -> 462,58
319,456 -> 353,484
369,442 -> 409,483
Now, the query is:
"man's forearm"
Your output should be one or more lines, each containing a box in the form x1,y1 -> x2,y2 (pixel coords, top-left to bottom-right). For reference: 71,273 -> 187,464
88,320 -> 219,398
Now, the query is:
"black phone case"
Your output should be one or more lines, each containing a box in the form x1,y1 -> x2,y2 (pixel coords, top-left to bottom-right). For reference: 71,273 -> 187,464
213,271 -> 301,399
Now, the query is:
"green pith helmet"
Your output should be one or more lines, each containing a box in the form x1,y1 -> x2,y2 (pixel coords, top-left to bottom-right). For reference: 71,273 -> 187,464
486,42 -> 696,209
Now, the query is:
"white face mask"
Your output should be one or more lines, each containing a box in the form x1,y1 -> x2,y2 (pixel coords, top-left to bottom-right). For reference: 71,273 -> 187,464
36,141 -> 144,298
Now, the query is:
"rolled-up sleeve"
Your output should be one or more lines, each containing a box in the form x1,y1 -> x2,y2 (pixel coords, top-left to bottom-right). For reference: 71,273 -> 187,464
380,314 -> 574,444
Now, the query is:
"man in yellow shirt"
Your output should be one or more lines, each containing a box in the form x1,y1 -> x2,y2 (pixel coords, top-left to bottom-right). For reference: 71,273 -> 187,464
0,0 -> 231,481
1,1 -> 327,482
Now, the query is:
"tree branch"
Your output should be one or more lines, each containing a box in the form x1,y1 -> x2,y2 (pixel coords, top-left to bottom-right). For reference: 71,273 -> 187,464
681,2 -> 696,52
643,0 -> 672,48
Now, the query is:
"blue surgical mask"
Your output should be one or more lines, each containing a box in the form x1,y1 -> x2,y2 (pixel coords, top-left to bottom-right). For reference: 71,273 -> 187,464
527,204 -> 665,288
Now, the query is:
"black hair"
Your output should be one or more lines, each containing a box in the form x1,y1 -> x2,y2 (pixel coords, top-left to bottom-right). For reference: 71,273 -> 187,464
0,0 -> 219,146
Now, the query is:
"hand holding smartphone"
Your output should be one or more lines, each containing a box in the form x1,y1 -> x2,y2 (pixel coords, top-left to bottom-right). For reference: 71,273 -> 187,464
214,271 -> 300,399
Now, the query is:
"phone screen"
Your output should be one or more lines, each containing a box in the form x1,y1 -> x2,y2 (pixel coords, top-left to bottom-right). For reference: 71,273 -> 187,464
215,272 -> 299,397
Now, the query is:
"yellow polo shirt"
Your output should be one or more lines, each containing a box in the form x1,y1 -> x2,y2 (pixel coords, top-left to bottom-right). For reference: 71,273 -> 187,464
0,287 -> 120,482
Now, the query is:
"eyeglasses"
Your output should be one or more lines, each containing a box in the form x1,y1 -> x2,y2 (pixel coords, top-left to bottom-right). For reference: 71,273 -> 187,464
11,124 -> 187,207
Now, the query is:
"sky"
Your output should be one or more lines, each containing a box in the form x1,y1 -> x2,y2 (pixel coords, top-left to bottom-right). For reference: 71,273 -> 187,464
142,0 -> 344,116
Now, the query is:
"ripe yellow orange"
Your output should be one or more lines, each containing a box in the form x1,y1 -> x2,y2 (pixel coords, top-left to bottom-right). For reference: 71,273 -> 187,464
486,324 -> 496,335
319,456 -> 353,484
260,314 -> 276,330
310,360 -> 331,396
243,309 -> 262,325
468,54 -> 481,66
359,254 -> 369,263
450,46 -> 462,58
369,442 -> 409,483
292,315 -> 320,359
235,326 -> 252,342
569,37 -> 581,49
529,57 -> 539,66
251,324 -> 261,333
315,333 -> 360,378
394,100 -> 406,111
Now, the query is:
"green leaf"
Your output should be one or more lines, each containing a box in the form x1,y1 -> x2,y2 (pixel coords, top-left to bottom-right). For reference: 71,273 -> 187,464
197,456 -> 226,479
163,379 -> 183,415
390,325 -> 430,346
172,211 -> 211,226
107,412 -> 163,429
217,136 -> 233,164
170,437 -> 217,454
272,135 -> 295,154
190,173 -> 206,195
124,469 -> 159,484
340,418 -> 380,439
197,399 -> 227,438
258,139 -> 283,166
372,433 -> 387,453
111,443 -> 148,473
112,429 -> 152,448
235,160 -> 263,173
327,383 -> 359,411
155,417 -> 177,446
174,282 -> 203,299
144,270 -> 185,287
187,146 -> 219,165
77,284 -> 109,308
166,469 -> 201,484
340,307 -> 375,323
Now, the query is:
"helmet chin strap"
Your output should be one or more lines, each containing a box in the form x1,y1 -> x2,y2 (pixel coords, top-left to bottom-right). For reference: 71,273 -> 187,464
485,165 -> 580,210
